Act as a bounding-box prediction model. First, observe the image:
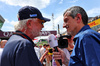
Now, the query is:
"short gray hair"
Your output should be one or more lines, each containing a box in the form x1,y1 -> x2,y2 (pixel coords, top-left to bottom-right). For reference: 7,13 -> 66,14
63,6 -> 88,25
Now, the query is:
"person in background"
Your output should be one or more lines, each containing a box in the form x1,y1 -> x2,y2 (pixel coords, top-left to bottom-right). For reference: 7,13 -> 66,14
54,36 -> 74,66
60,36 -> 74,66
67,36 -> 74,55
0,40 -> 7,65
40,44 -> 47,66
53,6 -> 100,66
0,40 -> 7,48
45,44 -> 52,66
34,44 -> 41,59
1,6 -> 50,66
39,45 -> 42,49
40,49 -> 49,66
40,44 -> 46,55
96,28 -> 100,33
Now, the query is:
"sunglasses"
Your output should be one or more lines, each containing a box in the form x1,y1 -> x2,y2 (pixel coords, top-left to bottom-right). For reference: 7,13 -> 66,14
37,18 -> 45,25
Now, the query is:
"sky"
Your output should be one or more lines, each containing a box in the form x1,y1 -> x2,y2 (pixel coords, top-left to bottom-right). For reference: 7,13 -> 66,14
1,0 -> 100,35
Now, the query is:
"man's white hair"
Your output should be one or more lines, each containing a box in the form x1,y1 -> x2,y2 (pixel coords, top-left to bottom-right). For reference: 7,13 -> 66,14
14,18 -> 33,31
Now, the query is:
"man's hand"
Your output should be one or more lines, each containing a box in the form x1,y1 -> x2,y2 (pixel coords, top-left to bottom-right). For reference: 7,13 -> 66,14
53,47 -> 69,66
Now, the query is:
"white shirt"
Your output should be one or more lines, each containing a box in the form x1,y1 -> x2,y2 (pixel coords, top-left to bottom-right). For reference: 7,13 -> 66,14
0,48 -> 3,65
34,47 -> 41,59
40,47 -> 46,55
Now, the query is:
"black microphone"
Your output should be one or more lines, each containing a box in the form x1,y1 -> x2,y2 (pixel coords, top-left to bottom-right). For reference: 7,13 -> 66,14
48,34 -> 62,65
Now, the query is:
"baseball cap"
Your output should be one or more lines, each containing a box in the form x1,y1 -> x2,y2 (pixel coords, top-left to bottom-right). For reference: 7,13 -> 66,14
18,6 -> 50,22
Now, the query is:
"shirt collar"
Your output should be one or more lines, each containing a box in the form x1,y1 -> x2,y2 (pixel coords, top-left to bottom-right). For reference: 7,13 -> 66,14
73,25 -> 91,42
15,31 -> 35,46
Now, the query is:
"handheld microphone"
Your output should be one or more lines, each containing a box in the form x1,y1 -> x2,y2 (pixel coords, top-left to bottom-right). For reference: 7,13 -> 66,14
48,34 -> 62,65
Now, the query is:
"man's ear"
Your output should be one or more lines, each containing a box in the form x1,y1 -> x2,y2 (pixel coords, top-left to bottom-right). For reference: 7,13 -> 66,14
26,19 -> 32,29
76,13 -> 82,23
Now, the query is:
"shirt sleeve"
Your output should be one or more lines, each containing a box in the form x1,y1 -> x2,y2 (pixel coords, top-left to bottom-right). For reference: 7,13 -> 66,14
69,37 -> 84,66
69,35 -> 100,66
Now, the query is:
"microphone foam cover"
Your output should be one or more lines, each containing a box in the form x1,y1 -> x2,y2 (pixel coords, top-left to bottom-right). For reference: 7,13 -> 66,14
48,34 -> 58,47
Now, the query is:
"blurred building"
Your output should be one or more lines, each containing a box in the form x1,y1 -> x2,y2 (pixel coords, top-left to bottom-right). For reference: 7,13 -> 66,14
0,15 -> 5,30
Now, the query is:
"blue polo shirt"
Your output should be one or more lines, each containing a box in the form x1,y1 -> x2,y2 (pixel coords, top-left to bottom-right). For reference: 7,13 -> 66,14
1,31 -> 42,66
69,25 -> 100,66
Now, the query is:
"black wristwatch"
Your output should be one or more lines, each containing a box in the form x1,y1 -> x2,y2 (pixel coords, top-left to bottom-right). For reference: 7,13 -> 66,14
69,50 -> 73,52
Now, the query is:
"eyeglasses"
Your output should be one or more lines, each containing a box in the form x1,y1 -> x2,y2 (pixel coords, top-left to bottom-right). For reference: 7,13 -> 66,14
37,18 -> 45,25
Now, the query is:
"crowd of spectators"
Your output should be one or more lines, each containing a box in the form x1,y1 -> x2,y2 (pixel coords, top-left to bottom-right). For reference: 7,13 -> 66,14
88,15 -> 100,23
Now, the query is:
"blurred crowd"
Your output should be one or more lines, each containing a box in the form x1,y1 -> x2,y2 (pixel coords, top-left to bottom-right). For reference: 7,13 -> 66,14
0,36 -> 74,66
88,15 -> 100,23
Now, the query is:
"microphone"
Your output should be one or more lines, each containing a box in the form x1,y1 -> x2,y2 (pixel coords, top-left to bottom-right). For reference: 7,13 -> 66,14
48,34 -> 62,65
48,34 -> 58,48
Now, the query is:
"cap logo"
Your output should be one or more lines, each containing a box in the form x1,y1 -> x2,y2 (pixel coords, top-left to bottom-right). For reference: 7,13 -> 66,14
30,14 -> 37,17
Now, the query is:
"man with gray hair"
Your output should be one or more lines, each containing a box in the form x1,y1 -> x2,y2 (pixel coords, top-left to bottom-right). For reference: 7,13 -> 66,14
53,6 -> 100,66
1,6 -> 50,66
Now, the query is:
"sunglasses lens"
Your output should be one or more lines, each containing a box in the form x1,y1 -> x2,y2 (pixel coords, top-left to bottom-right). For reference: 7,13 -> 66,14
42,22 -> 44,25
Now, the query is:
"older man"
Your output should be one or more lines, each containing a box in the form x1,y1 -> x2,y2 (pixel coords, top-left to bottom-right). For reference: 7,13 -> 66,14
1,6 -> 50,66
